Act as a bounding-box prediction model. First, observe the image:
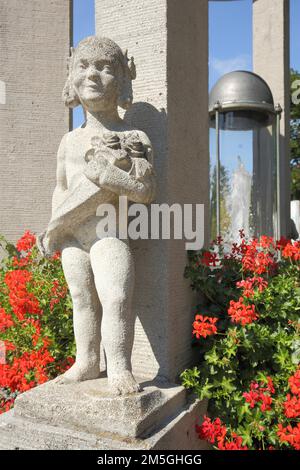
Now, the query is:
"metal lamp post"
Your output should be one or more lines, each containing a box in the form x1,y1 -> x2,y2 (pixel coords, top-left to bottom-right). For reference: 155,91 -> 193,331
209,71 -> 282,242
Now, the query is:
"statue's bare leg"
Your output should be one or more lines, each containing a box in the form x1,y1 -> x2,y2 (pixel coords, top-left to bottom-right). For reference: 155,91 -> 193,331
56,241 -> 102,384
90,237 -> 140,395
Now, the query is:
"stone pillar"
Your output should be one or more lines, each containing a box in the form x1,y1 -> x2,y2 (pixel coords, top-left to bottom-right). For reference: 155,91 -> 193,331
95,0 -> 209,382
253,0 -> 291,236
0,0 -> 72,242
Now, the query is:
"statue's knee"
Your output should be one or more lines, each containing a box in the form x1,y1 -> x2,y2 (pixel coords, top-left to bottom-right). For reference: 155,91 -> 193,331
102,291 -> 129,311
69,285 -> 87,307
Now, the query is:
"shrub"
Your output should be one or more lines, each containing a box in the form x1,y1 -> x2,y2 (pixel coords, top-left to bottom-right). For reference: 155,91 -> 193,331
181,233 -> 300,450
0,231 -> 75,414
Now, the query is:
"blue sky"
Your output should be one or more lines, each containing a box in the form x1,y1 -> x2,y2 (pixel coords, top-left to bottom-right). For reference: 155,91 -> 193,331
208,0 -> 299,177
209,0 -> 253,89
73,0 -> 95,128
73,0 -> 299,129
290,0 -> 300,72
209,0 -> 300,88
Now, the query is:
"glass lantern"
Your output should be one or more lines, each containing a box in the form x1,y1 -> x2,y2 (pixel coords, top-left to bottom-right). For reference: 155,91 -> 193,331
209,71 -> 282,244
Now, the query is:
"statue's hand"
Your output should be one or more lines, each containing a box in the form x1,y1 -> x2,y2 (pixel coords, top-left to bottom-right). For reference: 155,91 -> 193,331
36,231 -> 52,258
84,155 -> 110,185
84,160 -> 101,184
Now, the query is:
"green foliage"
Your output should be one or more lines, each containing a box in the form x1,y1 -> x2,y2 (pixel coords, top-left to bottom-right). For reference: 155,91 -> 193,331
0,238 -> 75,365
181,237 -> 300,450
0,232 -> 75,413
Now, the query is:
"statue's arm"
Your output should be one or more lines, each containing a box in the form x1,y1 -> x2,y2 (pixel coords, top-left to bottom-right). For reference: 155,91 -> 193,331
99,133 -> 156,204
51,134 -> 68,217
99,163 -> 156,204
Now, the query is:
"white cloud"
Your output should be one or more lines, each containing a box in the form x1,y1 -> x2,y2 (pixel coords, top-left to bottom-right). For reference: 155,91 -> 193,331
210,54 -> 252,77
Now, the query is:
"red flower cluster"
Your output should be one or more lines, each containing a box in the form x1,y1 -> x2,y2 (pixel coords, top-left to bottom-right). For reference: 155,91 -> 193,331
259,236 -> 275,249
0,266 -> 50,412
196,416 -> 247,450
191,233 -> 300,450
243,378 -> 275,412
51,251 -> 61,261
278,423 -> 300,450
4,269 -> 32,290
0,346 -> 54,394
242,239 -> 277,275
12,252 -> 32,268
201,251 -> 219,267
0,308 -> 13,333
284,394 -> 300,419
0,230 -> 75,415
16,230 -> 36,253
50,279 -> 68,311
236,276 -> 268,298
218,433 -> 248,451
282,368 -> 300,419
282,241 -> 300,261
200,234 -> 296,277
4,270 -> 42,321
193,315 -> 218,339
196,416 -> 226,444
228,298 -> 258,326
289,368 -> 300,395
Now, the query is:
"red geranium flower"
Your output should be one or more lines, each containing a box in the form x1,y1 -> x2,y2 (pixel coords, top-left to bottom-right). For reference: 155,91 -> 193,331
218,433 -> 248,451
282,241 -> 300,261
284,394 -> 300,418
289,369 -> 300,396
196,416 -> 227,444
243,378 -> 274,411
16,230 -> 36,253
278,423 -> 300,450
193,315 -> 218,339
228,298 -> 258,326
0,308 -> 14,332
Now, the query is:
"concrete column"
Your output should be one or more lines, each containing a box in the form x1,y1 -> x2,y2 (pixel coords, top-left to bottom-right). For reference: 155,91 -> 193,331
96,0 -> 209,381
0,0 -> 72,242
253,0 -> 291,236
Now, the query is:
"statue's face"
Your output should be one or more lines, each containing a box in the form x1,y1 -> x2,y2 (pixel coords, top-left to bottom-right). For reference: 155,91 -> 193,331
72,48 -> 121,112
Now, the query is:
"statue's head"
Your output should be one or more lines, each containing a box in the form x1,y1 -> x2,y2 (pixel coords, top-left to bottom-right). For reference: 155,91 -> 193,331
62,36 -> 136,113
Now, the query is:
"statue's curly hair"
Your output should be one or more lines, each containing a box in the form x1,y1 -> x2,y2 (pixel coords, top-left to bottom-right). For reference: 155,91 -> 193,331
62,36 -> 136,110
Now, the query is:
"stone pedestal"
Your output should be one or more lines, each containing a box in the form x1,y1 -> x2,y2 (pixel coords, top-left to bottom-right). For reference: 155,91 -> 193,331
0,379 -> 208,450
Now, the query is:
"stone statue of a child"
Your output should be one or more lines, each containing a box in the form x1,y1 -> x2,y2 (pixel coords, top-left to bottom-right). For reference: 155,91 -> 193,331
38,36 -> 156,395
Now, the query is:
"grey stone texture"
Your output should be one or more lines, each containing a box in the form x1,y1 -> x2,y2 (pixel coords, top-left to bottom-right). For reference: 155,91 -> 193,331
0,378 -> 208,450
253,0 -> 291,236
0,0 -> 71,242
95,0 -> 209,383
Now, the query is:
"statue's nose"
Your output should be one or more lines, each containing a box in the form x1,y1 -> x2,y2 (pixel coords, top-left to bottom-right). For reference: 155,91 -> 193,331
86,66 -> 98,80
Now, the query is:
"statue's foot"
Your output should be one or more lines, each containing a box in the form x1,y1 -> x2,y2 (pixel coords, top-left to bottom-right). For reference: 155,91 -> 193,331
108,370 -> 142,396
54,363 -> 101,385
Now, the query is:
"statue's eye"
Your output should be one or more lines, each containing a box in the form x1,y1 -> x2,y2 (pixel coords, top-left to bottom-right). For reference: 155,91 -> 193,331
95,61 -> 113,73
103,65 -> 113,73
